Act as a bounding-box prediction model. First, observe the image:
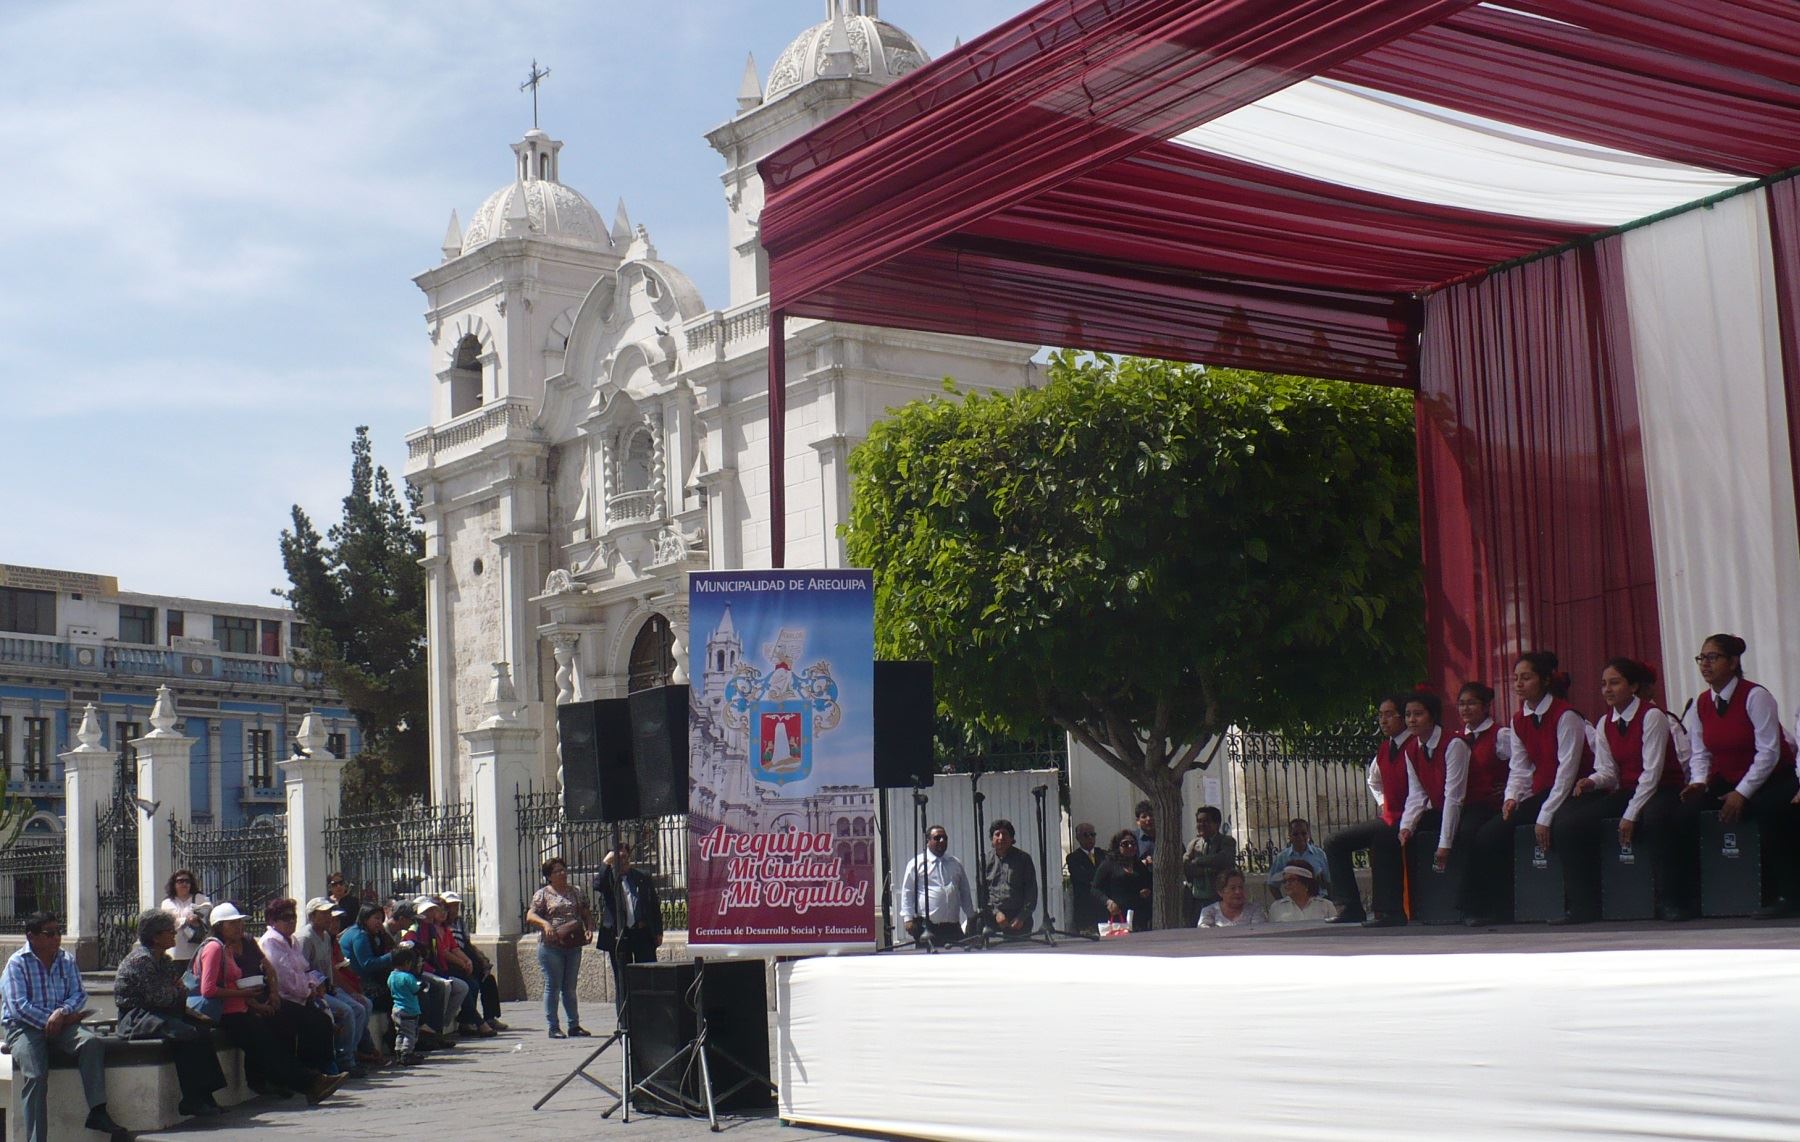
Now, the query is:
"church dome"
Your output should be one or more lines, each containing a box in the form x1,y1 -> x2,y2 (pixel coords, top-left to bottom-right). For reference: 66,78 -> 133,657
461,129 -> 610,252
764,9 -> 929,101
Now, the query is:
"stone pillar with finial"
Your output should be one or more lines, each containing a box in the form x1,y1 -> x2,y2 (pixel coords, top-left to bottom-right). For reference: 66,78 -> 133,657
132,685 -> 194,915
280,712 -> 345,904
60,704 -> 114,969
464,662 -> 538,998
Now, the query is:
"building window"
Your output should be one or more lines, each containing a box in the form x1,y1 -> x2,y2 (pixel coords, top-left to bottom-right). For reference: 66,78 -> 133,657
290,622 -> 309,650
450,334 -> 483,417
247,729 -> 274,789
166,609 -> 185,641
22,718 -> 49,782
118,604 -> 155,645
0,588 -> 54,636
326,732 -> 347,759
260,619 -> 282,657
627,615 -> 675,693
115,720 -> 142,790
217,616 -> 256,654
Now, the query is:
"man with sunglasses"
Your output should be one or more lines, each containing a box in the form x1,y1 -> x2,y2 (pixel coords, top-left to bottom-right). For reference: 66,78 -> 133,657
899,825 -> 974,946
1064,823 -> 1106,932
1,913 -> 130,1140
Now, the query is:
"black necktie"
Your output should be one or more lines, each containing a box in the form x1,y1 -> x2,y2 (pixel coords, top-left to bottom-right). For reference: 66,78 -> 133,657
1616,717 -> 1628,733
1532,713 -> 1543,729
1716,695 -> 1729,717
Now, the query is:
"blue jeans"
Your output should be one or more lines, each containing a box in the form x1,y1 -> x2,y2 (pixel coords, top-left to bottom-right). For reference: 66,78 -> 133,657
321,990 -> 370,1069
5,1020 -> 107,1142
537,942 -> 582,1030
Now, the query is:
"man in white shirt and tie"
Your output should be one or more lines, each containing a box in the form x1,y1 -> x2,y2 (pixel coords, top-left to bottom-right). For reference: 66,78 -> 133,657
899,825 -> 974,947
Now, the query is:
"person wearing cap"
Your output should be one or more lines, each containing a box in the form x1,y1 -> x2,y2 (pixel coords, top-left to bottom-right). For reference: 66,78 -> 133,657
258,898 -> 343,1077
596,844 -> 664,1016
1267,862 -> 1335,922
441,892 -> 506,1033
1,912 -> 131,1141
401,897 -> 478,1038
302,897 -> 375,1072
197,902 -> 343,1104
425,894 -> 493,1038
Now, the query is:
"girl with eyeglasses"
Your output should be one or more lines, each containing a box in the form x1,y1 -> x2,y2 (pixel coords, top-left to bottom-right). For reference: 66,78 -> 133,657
1671,634 -> 1800,919
158,869 -> 211,971
1091,830 -> 1153,931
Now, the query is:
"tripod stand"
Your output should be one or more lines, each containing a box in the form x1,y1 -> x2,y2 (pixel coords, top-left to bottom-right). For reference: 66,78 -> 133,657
627,957 -> 775,1131
1029,783 -> 1097,945
533,823 -> 635,1119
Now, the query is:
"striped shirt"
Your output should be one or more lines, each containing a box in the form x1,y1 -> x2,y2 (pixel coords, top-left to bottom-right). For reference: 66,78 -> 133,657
1,946 -> 86,1030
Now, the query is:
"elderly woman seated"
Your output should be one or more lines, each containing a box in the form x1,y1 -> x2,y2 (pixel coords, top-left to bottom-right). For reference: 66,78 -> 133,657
116,909 -> 229,1118
1267,861 -> 1336,922
1196,869 -> 1266,928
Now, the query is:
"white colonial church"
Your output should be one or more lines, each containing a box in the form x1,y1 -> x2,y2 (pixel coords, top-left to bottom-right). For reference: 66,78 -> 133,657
405,2 -> 1037,800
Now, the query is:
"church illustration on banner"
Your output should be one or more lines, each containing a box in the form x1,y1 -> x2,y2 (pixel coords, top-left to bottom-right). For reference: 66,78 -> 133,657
691,606 -> 873,883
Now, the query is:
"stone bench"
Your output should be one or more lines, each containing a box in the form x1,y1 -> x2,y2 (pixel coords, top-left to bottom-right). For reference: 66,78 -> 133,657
0,1029 -> 252,1138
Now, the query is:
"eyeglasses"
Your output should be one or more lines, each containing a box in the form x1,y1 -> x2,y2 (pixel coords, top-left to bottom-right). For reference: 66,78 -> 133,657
1118,841 -> 1137,849
32,928 -> 62,938
327,879 -> 345,886
1695,653 -> 1730,664
174,878 -> 193,885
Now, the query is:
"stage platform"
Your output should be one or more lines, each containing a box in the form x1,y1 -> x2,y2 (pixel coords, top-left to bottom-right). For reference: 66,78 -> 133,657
775,920 -> 1800,1142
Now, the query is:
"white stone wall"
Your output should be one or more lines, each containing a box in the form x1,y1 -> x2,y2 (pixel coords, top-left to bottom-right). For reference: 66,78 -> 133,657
445,503 -> 503,794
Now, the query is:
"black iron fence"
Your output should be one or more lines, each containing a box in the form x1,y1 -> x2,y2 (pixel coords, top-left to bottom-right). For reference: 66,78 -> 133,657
0,838 -> 65,934
1229,724 -> 1379,876
171,817 -> 288,918
515,786 -> 688,931
94,792 -> 139,968
324,800 -> 477,917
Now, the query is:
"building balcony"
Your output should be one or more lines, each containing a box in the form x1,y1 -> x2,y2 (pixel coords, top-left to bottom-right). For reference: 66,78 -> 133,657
606,488 -> 662,527
242,782 -> 285,804
6,778 -> 61,799
404,395 -> 541,477
0,634 -> 319,691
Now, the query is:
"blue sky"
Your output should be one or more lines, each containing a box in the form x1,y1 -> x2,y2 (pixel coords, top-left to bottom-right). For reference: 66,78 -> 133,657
0,1 -> 1025,605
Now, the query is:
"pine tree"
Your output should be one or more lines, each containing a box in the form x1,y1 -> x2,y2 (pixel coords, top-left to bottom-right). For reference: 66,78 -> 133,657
279,427 -> 428,809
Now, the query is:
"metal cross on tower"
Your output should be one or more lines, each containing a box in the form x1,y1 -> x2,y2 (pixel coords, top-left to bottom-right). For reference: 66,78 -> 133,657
519,59 -> 551,128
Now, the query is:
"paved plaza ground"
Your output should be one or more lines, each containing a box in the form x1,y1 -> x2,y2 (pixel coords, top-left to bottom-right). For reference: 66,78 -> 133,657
133,1004 -> 860,1142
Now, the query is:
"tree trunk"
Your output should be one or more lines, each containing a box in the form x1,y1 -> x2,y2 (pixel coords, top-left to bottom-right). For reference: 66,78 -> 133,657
1146,773 -> 1188,933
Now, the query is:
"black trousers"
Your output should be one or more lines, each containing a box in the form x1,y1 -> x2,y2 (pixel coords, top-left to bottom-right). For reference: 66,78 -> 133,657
605,932 -> 658,1015
167,1023 -> 228,1106
1442,804 -> 1496,915
220,1011 -> 314,1093
1549,786 -> 1682,918
1325,817 -> 1403,918
1466,791 -> 1548,921
478,972 -> 503,1022
906,919 -> 965,947
278,1000 -> 335,1073
1670,770 -> 1800,909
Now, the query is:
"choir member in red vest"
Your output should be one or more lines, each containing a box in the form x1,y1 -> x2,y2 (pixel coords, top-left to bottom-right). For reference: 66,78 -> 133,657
1672,634 -> 1800,919
1463,652 -> 1586,925
1550,658 -> 1682,924
1324,695 -> 1417,927
1452,682 -> 1512,921
1398,689 -> 1470,875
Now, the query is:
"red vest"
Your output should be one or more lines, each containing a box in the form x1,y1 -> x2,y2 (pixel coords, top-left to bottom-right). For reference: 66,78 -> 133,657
1601,702 -> 1681,792
1406,731 -> 1450,811
1695,679 -> 1795,784
1461,724 -> 1507,811
1374,736 -> 1411,826
1512,697 -> 1589,798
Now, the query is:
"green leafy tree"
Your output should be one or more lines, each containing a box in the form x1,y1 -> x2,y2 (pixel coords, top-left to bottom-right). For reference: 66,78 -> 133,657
845,352 -> 1423,925
279,427 -> 428,809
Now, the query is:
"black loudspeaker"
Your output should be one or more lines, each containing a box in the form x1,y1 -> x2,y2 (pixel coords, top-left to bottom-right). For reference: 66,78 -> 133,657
873,660 -> 934,789
626,960 -> 771,1112
1512,827 -> 1566,922
557,699 -> 637,822
1405,826 -> 1465,925
1699,812 -> 1761,917
629,685 -> 691,817
1600,818 -> 1656,921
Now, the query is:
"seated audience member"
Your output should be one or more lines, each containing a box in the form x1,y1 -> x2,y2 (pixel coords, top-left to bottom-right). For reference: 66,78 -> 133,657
1268,863 -> 1335,922
900,825 -> 976,946
980,819 -> 1038,934
259,898 -> 342,1076
1064,823 -> 1107,932
442,891 -> 505,1032
0,912 -> 130,1142
1264,818 -> 1329,900
198,902 -> 342,1104
1198,869 -> 1265,928
324,873 -> 357,932
1091,829 -> 1153,931
412,896 -> 486,1037
115,909 -> 227,1118
387,945 -> 425,1065
1182,805 -> 1238,925
302,897 -> 375,1072
1325,695 -> 1415,927
388,901 -> 453,1040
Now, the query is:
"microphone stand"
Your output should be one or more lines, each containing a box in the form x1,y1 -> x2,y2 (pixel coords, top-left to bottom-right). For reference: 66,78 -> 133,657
1030,782 -> 1097,945
876,789 -> 895,949
969,770 -> 1003,950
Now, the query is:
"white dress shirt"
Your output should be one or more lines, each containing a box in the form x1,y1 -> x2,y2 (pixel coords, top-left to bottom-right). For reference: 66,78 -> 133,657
1683,676 -> 1785,797
897,850 -> 974,926
1589,698 -> 1672,822
1401,725 -> 1471,850
1366,731 -> 1420,821
1518,694 -> 1589,827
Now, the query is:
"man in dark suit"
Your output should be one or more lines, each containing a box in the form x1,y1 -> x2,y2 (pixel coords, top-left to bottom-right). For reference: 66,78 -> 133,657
1064,823 -> 1106,932
594,843 -> 663,1018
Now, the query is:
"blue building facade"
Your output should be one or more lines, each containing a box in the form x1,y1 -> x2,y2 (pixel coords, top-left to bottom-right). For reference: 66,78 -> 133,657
0,564 -> 361,834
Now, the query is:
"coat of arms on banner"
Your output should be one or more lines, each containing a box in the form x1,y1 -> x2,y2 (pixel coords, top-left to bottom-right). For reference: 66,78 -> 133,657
724,628 -> 842,786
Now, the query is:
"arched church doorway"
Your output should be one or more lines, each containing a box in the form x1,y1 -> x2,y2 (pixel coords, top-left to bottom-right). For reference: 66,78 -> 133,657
627,614 -> 675,693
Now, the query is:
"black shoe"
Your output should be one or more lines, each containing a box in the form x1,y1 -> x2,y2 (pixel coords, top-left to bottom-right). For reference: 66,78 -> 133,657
84,1106 -> 131,1140
1461,915 -> 1496,928
1361,913 -> 1406,928
179,1099 -> 223,1118
1324,909 -> 1366,925
1754,898 -> 1796,920
567,1024 -> 593,1038
1547,911 -> 1596,926
1657,904 -> 1697,922
548,1027 -> 567,1039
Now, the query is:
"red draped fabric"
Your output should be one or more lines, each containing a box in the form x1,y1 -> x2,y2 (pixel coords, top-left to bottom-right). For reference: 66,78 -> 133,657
1416,238 -> 1661,716
1332,5 -> 1800,176
1510,0 -> 1800,86
1767,176 -> 1800,564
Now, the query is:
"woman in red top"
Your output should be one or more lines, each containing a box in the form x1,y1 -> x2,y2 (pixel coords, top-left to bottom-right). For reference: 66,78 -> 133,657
1672,633 -> 1800,919
1323,695 -> 1417,928
1551,658 -> 1681,924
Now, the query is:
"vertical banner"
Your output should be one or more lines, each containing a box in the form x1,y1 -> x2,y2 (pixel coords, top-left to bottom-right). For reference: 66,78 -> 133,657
687,569 -> 876,953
